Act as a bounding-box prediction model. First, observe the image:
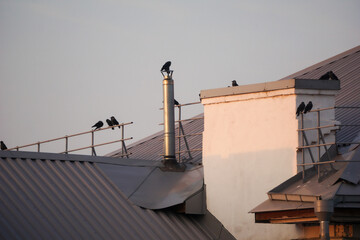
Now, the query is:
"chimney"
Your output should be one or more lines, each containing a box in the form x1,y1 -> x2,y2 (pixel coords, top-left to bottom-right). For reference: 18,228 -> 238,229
161,71 -> 185,171
163,73 -> 176,162
200,79 -> 340,239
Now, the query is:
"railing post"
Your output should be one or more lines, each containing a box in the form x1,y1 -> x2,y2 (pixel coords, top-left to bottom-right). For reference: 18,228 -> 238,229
121,125 -> 124,157
121,125 -> 129,158
91,131 -> 96,156
301,113 -> 305,179
65,136 -> 68,154
317,110 -> 321,181
37,142 -> 40,152
178,106 -> 181,162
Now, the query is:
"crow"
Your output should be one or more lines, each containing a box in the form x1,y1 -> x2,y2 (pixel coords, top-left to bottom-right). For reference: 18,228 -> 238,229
92,121 -> 103,130
111,116 -> 120,128
174,99 -> 180,106
296,102 -> 305,116
319,71 -> 339,80
161,61 -> 171,74
106,119 -> 114,130
1,141 -> 7,150
232,80 -> 238,86
304,101 -> 313,114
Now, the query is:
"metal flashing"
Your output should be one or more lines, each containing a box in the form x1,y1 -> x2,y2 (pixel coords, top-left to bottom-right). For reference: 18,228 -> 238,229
128,166 -> 203,209
185,186 -> 206,214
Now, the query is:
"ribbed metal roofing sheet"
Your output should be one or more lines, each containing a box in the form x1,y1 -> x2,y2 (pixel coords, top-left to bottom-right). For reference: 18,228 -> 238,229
281,45 -> 360,143
108,113 -> 203,164
0,150 -> 234,240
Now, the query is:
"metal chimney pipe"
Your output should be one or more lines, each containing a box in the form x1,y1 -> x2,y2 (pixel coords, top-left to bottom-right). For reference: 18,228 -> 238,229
315,200 -> 334,240
163,74 -> 176,162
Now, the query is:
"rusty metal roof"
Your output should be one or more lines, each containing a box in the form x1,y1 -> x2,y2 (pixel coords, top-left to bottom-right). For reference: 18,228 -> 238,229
108,113 -> 203,164
0,150 -> 234,240
281,45 -> 360,143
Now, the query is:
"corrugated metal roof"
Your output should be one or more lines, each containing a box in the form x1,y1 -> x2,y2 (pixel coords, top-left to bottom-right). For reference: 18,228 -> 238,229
0,150 -> 234,240
108,113 -> 203,164
281,45 -> 360,143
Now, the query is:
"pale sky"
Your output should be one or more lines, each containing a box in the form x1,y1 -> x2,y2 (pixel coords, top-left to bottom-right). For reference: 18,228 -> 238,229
1,0 -> 359,155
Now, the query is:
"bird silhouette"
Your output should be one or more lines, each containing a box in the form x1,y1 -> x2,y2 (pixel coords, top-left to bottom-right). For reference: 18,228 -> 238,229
174,99 -> 180,106
319,71 -> 339,80
92,121 -> 103,130
111,116 -> 120,128
232,80 -> 238,86
296,102 -> 305,116
161,61 -> 171,74
304,101 -> 313,114
106,119 -> 114,130
1,141 -> 7,150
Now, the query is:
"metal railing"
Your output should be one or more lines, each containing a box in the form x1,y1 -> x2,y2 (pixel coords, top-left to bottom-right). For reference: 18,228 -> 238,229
297,106 -> 360,180
5,122 -> 133,157
159,101 -> 203,162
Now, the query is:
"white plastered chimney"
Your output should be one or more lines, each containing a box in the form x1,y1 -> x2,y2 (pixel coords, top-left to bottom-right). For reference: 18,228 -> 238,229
200,79 -> 340,240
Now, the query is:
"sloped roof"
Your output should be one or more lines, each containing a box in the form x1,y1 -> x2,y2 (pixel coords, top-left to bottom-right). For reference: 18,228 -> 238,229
251,145 -> 360,215
0,150 -> 234,240
281,45 -> 360,143
108,113 -> 203,164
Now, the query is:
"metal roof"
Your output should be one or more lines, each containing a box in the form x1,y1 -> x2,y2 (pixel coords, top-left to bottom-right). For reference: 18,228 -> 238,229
108,113 -> 203,164
0,150 -> 235,240
97,161 -> 204,210
281,45 -> 360,143
251,145 -> 360,214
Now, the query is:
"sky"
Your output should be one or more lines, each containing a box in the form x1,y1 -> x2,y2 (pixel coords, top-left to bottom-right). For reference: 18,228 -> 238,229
1,0 -> 359,155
